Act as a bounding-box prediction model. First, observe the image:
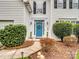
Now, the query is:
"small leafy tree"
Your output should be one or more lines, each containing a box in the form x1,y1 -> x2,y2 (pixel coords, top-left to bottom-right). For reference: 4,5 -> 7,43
53,22 -> 72,41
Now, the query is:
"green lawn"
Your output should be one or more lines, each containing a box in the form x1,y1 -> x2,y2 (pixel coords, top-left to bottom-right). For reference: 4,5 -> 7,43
16,57 -> 31,59
75,50 -> 79,59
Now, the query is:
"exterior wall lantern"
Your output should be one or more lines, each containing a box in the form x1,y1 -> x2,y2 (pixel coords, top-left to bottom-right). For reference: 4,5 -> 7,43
23,0 -> 32,13
30,32 -> 32,39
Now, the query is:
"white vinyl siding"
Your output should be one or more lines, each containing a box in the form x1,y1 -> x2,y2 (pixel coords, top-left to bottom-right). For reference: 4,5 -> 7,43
0,0 -> 25,23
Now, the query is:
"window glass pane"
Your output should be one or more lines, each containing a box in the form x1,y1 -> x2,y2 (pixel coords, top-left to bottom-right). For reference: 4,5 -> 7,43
73,0 -> 78,3
63,0 -> 66,8
72,0 -> 78,9
73,3 -> 78,8
69,0 -> 72,9
73,0 -> 78,8
57,0 -> 63,3
57,3 -> 63,8
57,0 -> 63,8
36,2 -> 43,14
78,0 -> 79,8
76,21 -> 79,24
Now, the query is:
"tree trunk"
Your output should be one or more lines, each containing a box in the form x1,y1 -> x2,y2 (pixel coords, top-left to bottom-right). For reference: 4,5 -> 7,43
61,37 -> 63,42
78,36 -> 79,43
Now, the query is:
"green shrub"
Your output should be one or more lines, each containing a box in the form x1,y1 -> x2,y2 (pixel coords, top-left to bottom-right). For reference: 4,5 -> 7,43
0,29 -> 5,46
73,24 -> 79,42
0,24 -> 26,47
53,22 -> 72,41
73,24 -> 79,37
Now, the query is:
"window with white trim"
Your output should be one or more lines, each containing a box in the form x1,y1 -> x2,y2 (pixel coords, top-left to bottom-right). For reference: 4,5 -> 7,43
36,2 -> 43,14
54,0 -> 66,9
33,1 -> 46,14
69,0 -> 79,9
56,18 -> 77,24
73,0 -> 78,9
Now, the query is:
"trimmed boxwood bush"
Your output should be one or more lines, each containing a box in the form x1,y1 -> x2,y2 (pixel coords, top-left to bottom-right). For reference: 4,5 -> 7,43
73,24 -> 79,42
53,22 -> 72,41
0,29 -> 5,45
73,24 -> 79,36
0,24 -> 26,47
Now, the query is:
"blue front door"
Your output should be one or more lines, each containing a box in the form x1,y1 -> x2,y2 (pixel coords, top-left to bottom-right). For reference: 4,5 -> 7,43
35,20 -> 44,38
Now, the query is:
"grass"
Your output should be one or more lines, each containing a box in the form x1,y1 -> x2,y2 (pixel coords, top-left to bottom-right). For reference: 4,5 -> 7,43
75,50 -> 79,59
16,57 -> 31,59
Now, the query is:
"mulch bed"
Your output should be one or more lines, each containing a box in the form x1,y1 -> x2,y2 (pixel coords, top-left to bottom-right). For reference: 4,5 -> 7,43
30,41 -> 79,59
4,40 -> 34,50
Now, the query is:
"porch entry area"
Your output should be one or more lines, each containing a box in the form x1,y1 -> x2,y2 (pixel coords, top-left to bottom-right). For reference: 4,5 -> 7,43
34,20 -> 44,38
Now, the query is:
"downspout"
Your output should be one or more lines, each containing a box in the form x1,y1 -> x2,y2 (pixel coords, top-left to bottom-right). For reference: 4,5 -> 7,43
49,0 -> 52,38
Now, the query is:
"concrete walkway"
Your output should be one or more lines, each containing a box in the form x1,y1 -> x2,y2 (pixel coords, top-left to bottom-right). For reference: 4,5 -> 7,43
0,42 -> 42,59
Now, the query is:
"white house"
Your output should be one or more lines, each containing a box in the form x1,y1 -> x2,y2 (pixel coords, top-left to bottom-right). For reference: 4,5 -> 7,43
0,0 -> 79,40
